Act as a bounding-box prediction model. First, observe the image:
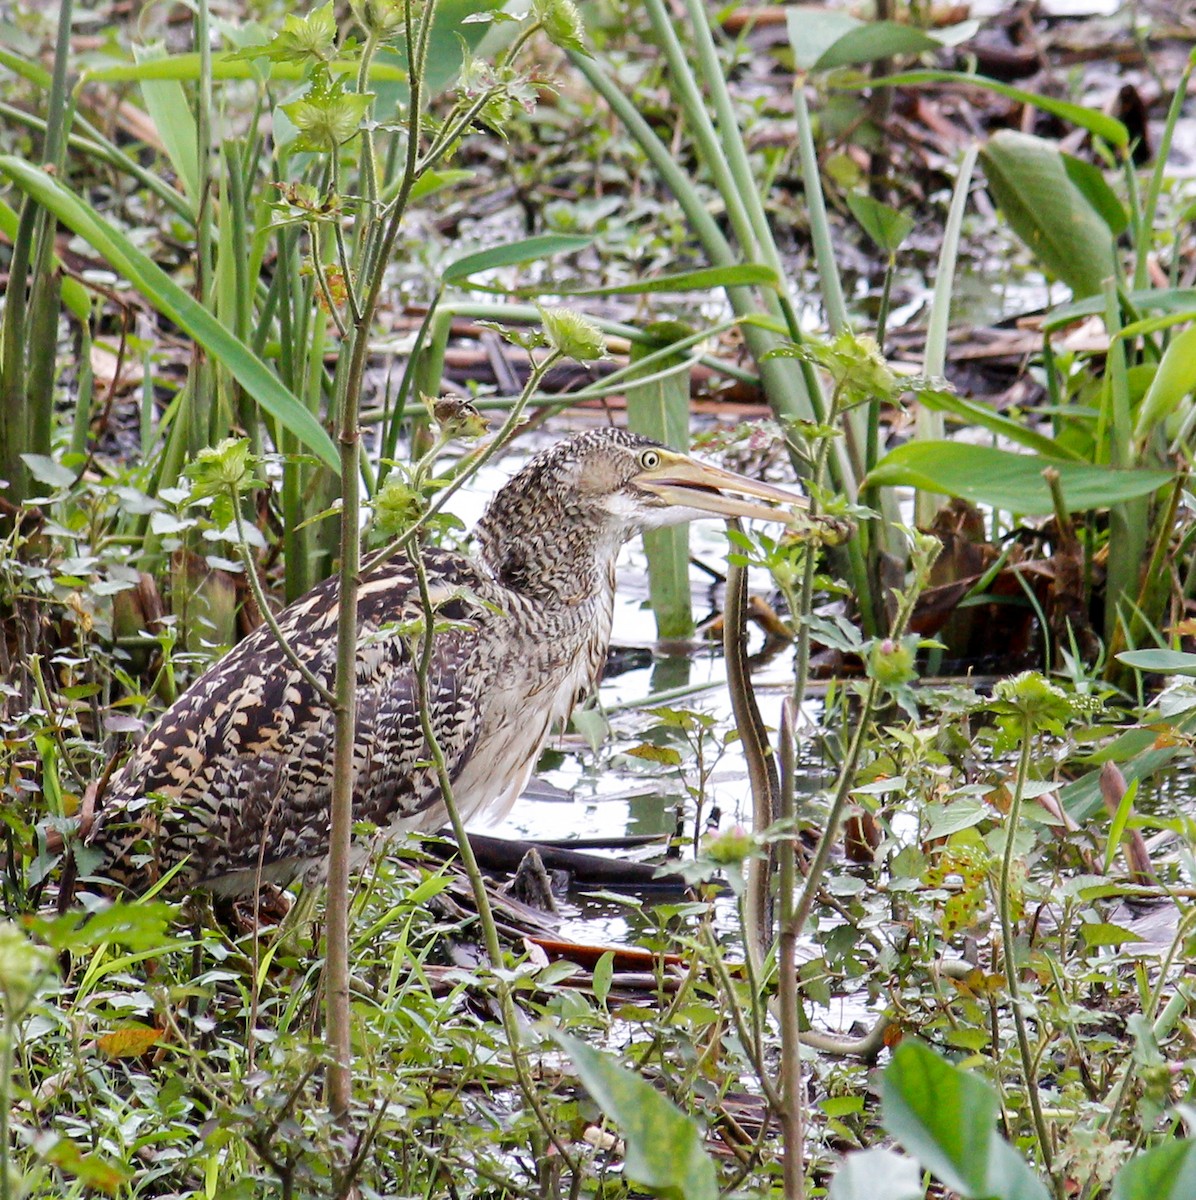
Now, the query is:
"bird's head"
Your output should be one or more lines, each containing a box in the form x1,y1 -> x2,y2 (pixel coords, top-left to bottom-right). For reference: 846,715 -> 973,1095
477,428 -> 806,594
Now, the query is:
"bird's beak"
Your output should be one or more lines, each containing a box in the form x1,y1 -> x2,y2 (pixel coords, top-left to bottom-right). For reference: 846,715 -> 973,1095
636,451 -> 807,525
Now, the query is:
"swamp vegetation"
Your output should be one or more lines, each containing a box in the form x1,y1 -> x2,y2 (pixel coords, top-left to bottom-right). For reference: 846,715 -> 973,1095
3,0 -> 1196,1196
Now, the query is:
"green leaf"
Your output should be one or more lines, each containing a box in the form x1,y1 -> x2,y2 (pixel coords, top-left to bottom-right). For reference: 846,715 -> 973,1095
846,193 -> 914,255
1112,1139 -> 1196,1200
1103,774 -> 1140,874
0,197 -> 91,322
829,1148 -> 924,1200
627,322 -> 693,639
1117,648 -> 1196,676
82,52 -> 405,85
863,70 -> 1129,147
442,234 -> 594,284
786,6 -> 860,71
0,157 -> 339,471
980,130 -> 1118,298
21,454 -> 76,489
915,388 -> 1083,461
882,1041 -> 1051,1200
1134,323 -> 1196,443
864,442 -> 1173,515
1078,921 -> 1144,948
135,45 -> 200,206
882,1041 -> 998,1195
625,743 -> 683,767
556,1032 -> 719,1200
1062,152 -> 1128,236
816,21 -> 947,70
408,168 -> 476,203
592,950 -> 614,1006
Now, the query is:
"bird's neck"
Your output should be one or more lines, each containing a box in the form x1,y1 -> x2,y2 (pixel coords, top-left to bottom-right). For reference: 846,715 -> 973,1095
476,501 -> 621,607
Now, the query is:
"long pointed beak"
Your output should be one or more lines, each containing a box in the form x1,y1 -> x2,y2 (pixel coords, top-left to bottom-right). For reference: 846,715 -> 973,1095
635,452 -> 807,525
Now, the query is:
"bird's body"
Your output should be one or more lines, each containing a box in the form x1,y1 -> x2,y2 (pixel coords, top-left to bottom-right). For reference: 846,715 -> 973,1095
87,429 -> 802,896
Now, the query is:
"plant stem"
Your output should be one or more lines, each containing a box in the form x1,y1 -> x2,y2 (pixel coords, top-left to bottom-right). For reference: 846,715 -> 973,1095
323,0 -> 442,1122
230,486 -> 335,706
1,1011 -> 12,1200
410,553 -> 579,1173
777,697 -> 804,1200
1000,719 -> 1055,1178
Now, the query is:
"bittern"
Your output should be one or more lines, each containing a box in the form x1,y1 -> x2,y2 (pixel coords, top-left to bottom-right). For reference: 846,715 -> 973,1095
87,428 -> 804,896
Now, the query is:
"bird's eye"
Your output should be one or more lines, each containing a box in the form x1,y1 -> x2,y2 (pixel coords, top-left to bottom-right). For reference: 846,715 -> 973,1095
639,449 -> 661,470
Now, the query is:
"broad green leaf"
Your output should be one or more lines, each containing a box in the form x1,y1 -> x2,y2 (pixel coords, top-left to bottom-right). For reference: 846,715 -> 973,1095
0,157 -> 339,471
883,1041 -> 1051,1200
981,130 -> 1118,298
442,234 -> 594,284
1111,1139 -> 1196,1200
865,442 -> 1173,515
1063,152 -> 1128,236
816,22 -> 947,70
1134,323 -> 1196,442
408,168 -> 476,203
627,322 -> 693,639
557,1032 -> 719,1200
1078,921 -> 1144,947
549,263 -> 778,297
846,193 -> 914,255
916,388 -> 1084,461
830,1148 -> 924,1200
21,454 -> 77,489
882,1041 -> 998,1195
863,70 -> 1129,147
786,6 -> 860,71
1117,649 -> 1196,676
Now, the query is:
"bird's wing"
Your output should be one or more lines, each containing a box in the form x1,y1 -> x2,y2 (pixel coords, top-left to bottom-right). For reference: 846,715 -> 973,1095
88,551 -> 497,890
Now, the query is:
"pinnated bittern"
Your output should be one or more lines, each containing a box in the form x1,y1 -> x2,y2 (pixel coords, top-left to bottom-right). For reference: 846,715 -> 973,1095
86,428 -> 803,896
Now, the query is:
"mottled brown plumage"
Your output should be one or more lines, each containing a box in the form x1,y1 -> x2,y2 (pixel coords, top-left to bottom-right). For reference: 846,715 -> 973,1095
86,428 -> 802,896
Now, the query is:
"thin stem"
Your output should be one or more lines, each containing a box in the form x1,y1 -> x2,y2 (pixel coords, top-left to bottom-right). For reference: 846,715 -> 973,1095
360,348 -> 563,577
777,697 -> 804,1200
410,553 -> 580,1172
1000,721 -> 1055,1178
1,1011 -> 12,1200
230,487 -> 335,706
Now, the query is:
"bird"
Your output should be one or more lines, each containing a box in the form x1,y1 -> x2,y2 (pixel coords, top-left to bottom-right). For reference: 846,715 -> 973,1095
84,427 -> 805,897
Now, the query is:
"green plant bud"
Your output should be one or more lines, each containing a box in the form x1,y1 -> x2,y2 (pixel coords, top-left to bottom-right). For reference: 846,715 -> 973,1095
539,306 -> 606,362
867,636 -> 916,687
533,0 -> 586,52
186,438 -> 262,496
374,477 -> 426,538
351,0 -> 408,36
703,824 -> 757,865
992,670 -> 1072,722
0,921 -> 53,1016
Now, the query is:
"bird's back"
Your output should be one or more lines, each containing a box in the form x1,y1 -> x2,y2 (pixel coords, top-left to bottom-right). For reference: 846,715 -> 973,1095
88,550 -> 499,895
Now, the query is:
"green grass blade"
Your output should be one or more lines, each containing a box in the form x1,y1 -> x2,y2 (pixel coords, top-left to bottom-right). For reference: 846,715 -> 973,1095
626,323 -> 694,639
133,44 -> 200,206
862,69 -> 1129,147
441,234 -> 594,283
0,156 -> 339,471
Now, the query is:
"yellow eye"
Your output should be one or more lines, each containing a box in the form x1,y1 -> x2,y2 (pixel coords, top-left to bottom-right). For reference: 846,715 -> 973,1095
639,449 -> 661,470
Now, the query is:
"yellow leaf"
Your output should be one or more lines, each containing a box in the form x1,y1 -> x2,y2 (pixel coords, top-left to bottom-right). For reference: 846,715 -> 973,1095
97,1023 -> 164,1059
